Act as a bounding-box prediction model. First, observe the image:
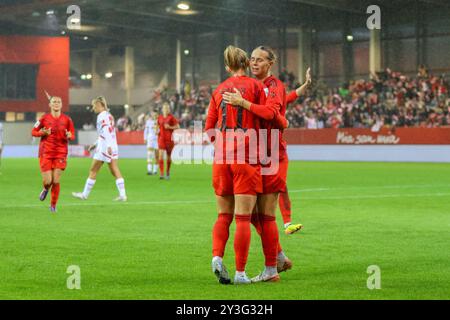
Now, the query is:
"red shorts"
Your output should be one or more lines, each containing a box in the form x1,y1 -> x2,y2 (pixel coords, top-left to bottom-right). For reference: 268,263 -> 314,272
39,157 -> 67,172
158,138 -> 174,154
262,156 -> 288,194
212,163 -> 262,196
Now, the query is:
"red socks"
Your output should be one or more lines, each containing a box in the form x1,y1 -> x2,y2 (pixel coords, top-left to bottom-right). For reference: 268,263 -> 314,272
212,213 -> 233,257
167,159 -> 172,176
51,183 -> 60,207
261,215 -> 279,267
159,159 -> 164,176
234,214 -> 252,272
251,213 -> 263,235
252,213 -> 283,255
279,190 -> 292,225
214,213 -> 281,270
159,158 -> 172,177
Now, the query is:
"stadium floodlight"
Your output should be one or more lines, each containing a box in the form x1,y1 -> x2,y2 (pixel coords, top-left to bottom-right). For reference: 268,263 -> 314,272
177,2 -> 190,10
83,36 -> 89,40
166,1 -> 198,15
81,74 -> 87,80
184,49 -> 190,56
105,72 -> 113,79
346,35 -> 354,42
46,10 -> 55,16
86,74 -> 92,80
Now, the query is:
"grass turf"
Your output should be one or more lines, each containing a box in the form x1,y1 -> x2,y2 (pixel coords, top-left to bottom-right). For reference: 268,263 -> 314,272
0,158 -> 449,300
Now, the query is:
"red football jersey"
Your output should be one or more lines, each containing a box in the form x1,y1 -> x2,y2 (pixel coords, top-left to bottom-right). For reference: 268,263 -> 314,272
32,113 -> 75,159
205,75 -> 267,163
205,75 -> 266,132
158,114 -> 179,141
258,75 -> 288,161
286,90 -> 298,105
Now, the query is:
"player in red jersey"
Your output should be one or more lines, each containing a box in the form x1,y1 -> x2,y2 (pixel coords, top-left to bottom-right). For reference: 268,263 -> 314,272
31,95 -> 75,213
279,68 -> 312,231
223,46 -> 309,282
157,102 -> 179,180
206,45 -> 281,285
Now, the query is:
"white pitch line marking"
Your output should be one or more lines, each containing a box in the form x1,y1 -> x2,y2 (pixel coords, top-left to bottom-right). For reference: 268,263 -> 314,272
1,193 -> 450,209
290,184 -> 450,193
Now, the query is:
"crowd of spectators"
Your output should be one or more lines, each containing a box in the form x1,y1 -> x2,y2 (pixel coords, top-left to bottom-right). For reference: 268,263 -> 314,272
285,66 -> 450,130
120,65 -> 450,131
136,82 -> 212,130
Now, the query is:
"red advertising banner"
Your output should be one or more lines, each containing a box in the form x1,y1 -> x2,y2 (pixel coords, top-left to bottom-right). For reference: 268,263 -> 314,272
117,131 -> 145,145
116,127 -> 450,145
283,128 -> 450,145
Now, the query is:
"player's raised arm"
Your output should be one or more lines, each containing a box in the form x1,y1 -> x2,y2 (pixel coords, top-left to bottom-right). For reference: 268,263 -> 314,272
286,67 -> 312,104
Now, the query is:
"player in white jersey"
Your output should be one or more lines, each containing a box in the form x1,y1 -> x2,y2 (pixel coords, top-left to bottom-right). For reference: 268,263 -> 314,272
72,96 -> 127,201
144,110 -> 159,175
0,121 -> 3,171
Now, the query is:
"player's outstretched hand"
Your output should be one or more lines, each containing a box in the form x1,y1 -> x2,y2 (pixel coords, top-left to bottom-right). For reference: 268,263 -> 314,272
164,124 -> 170,129
41,127 -> 51,136
306,68 -> 312,85
223,88 -> 243,107
107,147 -> 112,156
88,144 -> 96,152
305,67 -> 312,86
65,129 -> 72,139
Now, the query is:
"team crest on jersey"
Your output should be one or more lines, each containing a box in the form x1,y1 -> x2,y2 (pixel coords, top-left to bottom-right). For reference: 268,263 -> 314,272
268,79 -> 277,88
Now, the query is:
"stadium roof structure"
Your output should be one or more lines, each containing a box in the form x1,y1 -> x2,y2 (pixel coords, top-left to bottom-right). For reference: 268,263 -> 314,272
0,0 -> 449,51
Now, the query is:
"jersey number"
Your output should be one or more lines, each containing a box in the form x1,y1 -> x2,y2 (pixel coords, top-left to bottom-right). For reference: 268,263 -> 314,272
220,100 -> 243,131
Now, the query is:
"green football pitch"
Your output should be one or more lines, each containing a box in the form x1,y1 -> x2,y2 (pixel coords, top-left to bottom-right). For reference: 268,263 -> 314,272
0,158 -> 449,300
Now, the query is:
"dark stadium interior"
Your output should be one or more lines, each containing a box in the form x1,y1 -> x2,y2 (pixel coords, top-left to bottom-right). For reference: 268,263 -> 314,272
0,0 -> 449,130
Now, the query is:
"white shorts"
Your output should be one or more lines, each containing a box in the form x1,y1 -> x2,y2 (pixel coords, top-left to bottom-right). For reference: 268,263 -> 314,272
93,144 -> 118,163
147,137 -> 158,149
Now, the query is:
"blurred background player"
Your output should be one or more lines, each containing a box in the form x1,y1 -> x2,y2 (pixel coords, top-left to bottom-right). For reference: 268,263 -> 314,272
72,96 -> 127,201
206,45 -> 270,285
144,110 -> 159,175
0,120 -> 3,172
31,94 -> 75,213
157,102 -> 179,180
